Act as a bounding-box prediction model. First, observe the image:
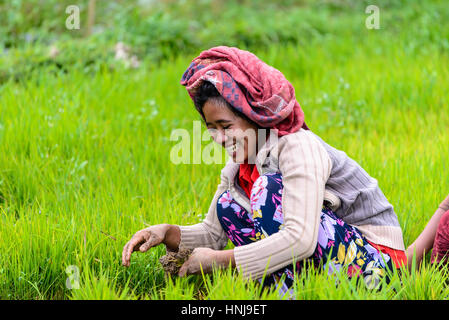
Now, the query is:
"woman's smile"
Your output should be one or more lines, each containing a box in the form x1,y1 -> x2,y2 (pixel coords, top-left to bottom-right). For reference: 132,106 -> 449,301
225,143 -> 238,156
224,140 -> 244,159
202,99 -> 259,163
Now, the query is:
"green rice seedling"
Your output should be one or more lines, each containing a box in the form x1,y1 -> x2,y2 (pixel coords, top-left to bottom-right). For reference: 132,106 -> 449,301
1,0 -> 449,299
198,264 -> 284,300
68,262 -> 137,300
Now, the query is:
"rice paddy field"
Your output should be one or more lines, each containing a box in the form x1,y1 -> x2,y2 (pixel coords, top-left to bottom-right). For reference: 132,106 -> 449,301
1,0 -> 449,300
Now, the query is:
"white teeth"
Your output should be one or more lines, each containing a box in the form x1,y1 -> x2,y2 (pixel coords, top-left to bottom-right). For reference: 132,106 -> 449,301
226,144 -> 237,154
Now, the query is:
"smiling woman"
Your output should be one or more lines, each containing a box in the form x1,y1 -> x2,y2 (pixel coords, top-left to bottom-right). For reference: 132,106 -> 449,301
195,81 -> 263,164
121,46 -> 407,296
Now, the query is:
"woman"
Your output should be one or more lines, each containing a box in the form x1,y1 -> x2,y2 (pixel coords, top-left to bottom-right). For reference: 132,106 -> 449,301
122,46 -> 406,294
406,194 -> 449,268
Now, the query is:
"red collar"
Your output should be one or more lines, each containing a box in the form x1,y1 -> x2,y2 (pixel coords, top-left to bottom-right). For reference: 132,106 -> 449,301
238,163 -> 260,198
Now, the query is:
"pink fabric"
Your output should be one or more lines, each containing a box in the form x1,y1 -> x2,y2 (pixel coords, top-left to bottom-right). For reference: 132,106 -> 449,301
431,209 -> 449,265
180,46 -> 308,136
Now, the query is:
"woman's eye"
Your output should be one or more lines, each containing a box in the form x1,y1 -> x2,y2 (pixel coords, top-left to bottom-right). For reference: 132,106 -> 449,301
223,125 -> 231,130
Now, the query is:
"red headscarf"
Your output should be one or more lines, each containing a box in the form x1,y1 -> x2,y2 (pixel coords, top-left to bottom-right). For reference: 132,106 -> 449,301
180,46 -> 308,136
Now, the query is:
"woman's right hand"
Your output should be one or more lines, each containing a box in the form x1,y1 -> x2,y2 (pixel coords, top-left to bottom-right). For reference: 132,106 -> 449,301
121,224 -> 180,267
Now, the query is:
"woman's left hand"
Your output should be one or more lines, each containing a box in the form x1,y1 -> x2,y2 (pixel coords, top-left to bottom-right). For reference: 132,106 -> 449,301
178,248 -> 235,277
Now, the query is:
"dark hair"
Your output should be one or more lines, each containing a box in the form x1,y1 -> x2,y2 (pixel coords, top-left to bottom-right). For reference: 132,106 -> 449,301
193,81 -> 260,127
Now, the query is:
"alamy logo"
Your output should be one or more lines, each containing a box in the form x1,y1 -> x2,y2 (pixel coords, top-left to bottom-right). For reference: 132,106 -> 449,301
65,265 -> 80,289
365,5 -> 380,30
65,5 -> 80,30
169,121 -> 278,165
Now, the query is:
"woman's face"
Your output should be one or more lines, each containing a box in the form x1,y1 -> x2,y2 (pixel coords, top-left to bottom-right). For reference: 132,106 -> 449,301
202,99 -> 259,163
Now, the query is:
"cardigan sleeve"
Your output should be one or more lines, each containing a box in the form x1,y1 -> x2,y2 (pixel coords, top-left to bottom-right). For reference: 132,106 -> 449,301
233,130 -> 332,280
177,169 -> 229,250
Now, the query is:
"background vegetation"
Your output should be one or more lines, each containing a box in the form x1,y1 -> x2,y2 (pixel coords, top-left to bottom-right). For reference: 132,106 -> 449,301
0,0 -> 448,299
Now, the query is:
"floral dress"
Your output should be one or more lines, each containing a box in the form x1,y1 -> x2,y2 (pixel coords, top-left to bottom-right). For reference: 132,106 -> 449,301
216,172 -> 394,297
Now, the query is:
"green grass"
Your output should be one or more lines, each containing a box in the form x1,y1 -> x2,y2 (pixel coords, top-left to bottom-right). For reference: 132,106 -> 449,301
1,1 -> 449,300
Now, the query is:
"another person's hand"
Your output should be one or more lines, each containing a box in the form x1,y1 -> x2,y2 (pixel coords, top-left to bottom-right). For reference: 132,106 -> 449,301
121,224 -> 180,267
178,248 -> 235,277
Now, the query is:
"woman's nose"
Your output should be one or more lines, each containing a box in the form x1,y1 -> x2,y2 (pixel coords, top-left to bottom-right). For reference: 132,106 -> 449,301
208,128 -> 233,146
